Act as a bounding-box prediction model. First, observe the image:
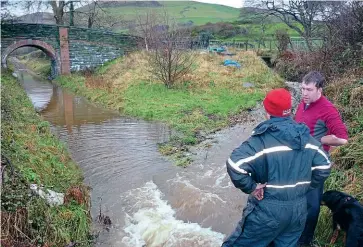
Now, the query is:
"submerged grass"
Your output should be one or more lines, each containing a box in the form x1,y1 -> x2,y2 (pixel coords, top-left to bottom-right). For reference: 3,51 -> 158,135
56,50 -> 283,165
1,71 -> 91,246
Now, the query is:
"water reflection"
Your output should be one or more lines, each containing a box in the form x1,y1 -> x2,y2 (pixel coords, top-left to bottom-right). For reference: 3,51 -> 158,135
40,85 -> 120,131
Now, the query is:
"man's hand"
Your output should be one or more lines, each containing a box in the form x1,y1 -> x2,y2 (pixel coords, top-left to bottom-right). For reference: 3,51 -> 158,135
321,134 -> 348,146
252,183 -> 267,200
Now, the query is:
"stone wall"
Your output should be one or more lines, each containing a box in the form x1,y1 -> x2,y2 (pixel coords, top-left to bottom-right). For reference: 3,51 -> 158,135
69,42 -> 124,71
1,23 -> 142,74
67,26 -> 140,71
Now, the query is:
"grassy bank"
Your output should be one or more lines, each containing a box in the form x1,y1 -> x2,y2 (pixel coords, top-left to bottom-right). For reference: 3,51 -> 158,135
1,71 -> 91,246
17,51 -> 51,78
56,50 -> 283,166
308,72 -> 363,246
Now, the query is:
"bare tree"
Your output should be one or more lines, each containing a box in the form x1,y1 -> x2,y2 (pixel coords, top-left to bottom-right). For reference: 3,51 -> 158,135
0,0 -> 18,22
322,1 -> 363,71
84,0 -> 98,28
143,11 -> 195,88
325,1 -> 363,48
22,0 -> 74,25
71,0 -> 124,29
19,0 -> 121,29
275,29 -> 291,54
132,10 -> 160,51
49,1 -> 67,24
243,0 -> 345,51
265,0 -> 326,51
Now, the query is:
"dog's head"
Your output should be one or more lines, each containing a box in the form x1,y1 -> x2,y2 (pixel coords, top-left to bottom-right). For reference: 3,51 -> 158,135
322,190 -> 355,211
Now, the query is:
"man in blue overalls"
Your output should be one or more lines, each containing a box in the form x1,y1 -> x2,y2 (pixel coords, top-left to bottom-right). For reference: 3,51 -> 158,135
222,88 -> 331,247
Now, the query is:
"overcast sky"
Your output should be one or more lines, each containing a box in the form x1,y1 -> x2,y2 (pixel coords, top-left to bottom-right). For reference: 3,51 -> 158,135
194,0 -> 244,8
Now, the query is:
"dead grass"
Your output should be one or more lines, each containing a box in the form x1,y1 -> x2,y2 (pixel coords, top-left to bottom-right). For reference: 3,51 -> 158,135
98,51 -> 154,90
350,86 -> 363,107
324,69 -> 363,196
64,185 -> 90,206
92,50 -> 284,93
181,51 -> 283,91
325,71 -> 363,105
1,208 -> 30,245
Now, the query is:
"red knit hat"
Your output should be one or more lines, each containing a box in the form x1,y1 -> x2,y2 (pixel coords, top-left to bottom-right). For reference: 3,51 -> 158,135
263,88 -> 292,117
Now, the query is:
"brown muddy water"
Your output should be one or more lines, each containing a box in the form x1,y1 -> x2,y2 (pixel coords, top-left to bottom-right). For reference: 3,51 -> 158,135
14,69 -> 253,247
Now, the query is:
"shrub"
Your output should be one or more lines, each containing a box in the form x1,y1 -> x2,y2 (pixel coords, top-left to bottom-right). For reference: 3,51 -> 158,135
275,29 -> 291,54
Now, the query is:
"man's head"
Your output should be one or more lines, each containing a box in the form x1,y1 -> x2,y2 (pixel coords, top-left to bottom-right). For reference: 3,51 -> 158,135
301,71 -> 325,104
263,88 -> 291,118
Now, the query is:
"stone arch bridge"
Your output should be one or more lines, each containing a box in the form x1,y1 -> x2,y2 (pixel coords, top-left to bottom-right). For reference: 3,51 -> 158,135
1,23 -> 142,77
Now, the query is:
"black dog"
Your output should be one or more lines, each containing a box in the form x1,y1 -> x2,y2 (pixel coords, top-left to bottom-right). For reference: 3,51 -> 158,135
322,190 -> 363,247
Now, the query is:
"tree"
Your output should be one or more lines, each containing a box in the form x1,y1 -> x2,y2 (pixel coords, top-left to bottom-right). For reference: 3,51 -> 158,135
19,0 -> 121,29
322,1 -> 363,72
69,0 -> 74,26
84,0 -> 98,28
133,10 -> 159,51
275,29 -> 291,54
68,0 -> 123,29
49,1 -> 67,24
0,0 -> 18,22
22,0 -> 74,25
264,0 -> 327,51
243,0 -> 344,51
138,10 -> 195,88
325,1 -> 363,48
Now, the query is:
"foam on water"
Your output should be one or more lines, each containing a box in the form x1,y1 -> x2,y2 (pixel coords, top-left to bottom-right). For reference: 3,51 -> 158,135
121,181 -> 225,247
168,174 -> 226,211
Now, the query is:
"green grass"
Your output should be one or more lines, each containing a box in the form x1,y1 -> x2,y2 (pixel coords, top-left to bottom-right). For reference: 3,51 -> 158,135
212,23 -> 302,48
107,1 -> 240,27
95,58 -> 120,75
1,70 -> 91,246
122,82 -> 263,143
236,22 -> 301,40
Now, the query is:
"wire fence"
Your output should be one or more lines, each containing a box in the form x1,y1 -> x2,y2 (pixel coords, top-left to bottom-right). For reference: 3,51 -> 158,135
196,38 -> 324,52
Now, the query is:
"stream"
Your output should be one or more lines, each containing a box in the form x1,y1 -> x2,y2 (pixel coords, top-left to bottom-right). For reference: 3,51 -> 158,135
13,65 -> 254,247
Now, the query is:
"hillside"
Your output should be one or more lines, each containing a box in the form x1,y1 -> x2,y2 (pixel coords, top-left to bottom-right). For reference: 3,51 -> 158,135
15,1 -> 299,40
15,12 -> 55,24
17,1 -> 240,27
104,1 -> 240,26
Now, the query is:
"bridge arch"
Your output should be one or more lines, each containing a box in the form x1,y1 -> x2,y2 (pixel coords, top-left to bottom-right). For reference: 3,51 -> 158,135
1,39 -> 59,78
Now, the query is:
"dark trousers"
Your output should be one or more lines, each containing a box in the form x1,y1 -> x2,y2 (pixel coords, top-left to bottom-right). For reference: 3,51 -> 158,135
222,196 -> 307,247
298,182 -> 325,245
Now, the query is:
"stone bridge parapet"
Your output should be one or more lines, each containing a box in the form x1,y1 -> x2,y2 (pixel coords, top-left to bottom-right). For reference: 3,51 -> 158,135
1,23 -> 142,76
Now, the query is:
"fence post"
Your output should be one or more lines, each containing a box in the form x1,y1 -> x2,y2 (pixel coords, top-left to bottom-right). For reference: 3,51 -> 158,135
269,40 -> 272,51
245,40 -> 248,51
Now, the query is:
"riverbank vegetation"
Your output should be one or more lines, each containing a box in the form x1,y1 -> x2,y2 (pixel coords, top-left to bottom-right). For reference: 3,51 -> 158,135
56,50 -> 283,166
1,71 -> 91,247
17,50 -> 51,78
